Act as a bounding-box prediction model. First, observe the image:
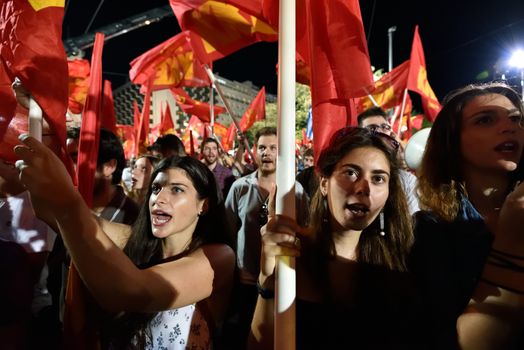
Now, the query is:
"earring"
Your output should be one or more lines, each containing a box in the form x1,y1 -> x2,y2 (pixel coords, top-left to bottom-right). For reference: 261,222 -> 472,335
379,210 -> 385,237
322,196 -> 329,224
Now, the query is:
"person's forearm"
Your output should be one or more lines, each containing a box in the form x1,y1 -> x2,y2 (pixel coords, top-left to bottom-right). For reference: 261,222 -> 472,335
55,194 -> 147,312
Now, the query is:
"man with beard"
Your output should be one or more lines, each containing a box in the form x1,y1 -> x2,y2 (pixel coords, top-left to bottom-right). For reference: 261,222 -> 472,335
201,137 -> 235,200
223,127 -> 309,349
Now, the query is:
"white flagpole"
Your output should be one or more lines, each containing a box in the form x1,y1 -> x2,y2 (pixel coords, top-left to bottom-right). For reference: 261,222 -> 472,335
209,82 -> 215,136
275,0 -> 296,348
29,96 -> 43,141
396,88 -> 409,136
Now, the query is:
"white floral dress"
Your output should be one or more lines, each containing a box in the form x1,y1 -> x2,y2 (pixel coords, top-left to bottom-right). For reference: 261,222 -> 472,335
145,304 -> 211,350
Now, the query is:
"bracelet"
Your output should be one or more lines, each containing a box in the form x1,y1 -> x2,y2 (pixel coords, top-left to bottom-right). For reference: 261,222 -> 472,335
256,280 -> 275,299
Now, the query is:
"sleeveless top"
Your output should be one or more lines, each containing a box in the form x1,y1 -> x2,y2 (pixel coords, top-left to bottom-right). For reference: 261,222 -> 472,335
145,304 -> 211,350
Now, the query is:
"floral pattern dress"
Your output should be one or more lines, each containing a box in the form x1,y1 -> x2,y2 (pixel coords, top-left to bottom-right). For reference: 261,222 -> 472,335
145,304 -> 211,350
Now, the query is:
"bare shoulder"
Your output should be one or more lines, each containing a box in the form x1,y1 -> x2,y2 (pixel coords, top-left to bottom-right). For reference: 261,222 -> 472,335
97,218 -> 132,249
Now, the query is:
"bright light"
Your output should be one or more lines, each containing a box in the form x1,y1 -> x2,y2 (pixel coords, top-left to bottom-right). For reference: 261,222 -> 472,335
509,49 -> 524,69
145,20 -> 151,25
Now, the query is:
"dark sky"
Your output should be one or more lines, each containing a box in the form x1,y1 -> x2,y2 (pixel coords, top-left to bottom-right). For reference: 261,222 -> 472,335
63,0 -> 524,101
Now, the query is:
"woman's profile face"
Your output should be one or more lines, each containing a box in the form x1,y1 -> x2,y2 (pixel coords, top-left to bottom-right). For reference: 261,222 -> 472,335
132,157 -> 153,190
148,168 -> 206,240
321,146 -> 390,233
460,93 -> 524,175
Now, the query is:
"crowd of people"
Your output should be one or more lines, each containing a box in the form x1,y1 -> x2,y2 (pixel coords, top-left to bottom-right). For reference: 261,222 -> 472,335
1,80 -> 524,349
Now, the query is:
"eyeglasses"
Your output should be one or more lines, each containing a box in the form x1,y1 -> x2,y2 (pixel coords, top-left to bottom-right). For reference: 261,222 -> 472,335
364,123 -> 392,133
259,201 -> 269,226
331,126 -> 400,152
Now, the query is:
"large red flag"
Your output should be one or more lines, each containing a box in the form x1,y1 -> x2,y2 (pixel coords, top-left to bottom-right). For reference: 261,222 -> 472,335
306,0 -> 374,155
239,87 -> 265,132
222,123 -> 236,152
0,61 -> 17,140
0,0 -> 71,171
64,32 -> 105,350
406,26 -> 441,122
171,87 -> 225,123
101,80 -> 117,134
169,0 -> 277,63
129,30 -> 210,90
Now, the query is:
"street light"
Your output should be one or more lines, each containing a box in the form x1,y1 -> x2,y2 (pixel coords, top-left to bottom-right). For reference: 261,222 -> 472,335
387,26 -> 397,72
509,49 -> 524,101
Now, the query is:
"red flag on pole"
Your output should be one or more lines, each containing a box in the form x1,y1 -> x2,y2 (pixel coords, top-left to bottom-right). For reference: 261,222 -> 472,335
129,30 -> 210,90
0,62 -> 17,140
306,0 -> 374,155
160,103 -> 176,135
239,86 -> 266,132
135,82 -> 152,157
64,32 -> 105,350
0,0 -> 72,172
406,26 -> 441,121
169,0 -> 277,63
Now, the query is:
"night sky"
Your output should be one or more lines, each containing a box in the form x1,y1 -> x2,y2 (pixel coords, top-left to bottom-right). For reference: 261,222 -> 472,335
63,0 -> 524,101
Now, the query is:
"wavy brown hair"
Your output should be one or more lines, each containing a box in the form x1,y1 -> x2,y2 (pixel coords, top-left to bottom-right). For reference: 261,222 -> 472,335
417,82 -> 524,222
308,127 -> 414,274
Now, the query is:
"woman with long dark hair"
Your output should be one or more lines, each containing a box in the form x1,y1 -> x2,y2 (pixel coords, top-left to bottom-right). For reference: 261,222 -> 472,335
249,127 -> 421,349
14,142 -> 235,349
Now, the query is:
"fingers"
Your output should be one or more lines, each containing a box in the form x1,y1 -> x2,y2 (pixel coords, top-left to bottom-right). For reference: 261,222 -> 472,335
261,232 -> 301,258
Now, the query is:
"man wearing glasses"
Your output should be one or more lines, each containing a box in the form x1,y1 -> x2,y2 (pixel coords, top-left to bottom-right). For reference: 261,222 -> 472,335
358,107 -> 420,215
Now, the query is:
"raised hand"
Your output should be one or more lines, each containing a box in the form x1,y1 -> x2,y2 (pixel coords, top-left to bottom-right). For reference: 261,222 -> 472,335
492,181 -> 524,255
259,184 -> 303,284
14,134 -> 81,225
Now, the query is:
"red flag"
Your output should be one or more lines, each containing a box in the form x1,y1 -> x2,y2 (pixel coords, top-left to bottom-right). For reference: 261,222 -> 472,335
169,0 -> 277,63
0,61 -> 17,140
67,59 -> 90,114
0,0 -> 72,172
406,26 -> 441,121
135,82 -> 152,157
306,0 -> 374,155
222,123 -> 236,152
171,87 -> 225,123
116,124 -> 135,160
239,87 -> 265,132
101,80 -> 117,134
65,32 -> 105,350
129,30 -> 210,90
356,60 -> 410,113
160,103 -> 176,135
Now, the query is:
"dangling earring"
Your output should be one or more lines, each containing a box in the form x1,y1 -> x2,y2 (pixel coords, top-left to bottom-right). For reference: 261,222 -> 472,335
379,210 -> 385,237
322,196 -> 329,224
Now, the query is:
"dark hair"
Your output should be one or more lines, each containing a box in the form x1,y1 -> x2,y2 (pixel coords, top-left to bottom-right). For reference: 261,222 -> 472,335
357,107 -> 389,126
97,129 -> 126,185
303,148 -> 314,158
201,137 -> 220,152
104,156 -> 231,349
418,82 -> 524,222
255,126 -> 277,144
308,127 -> 413,276
151,134 -> 185,157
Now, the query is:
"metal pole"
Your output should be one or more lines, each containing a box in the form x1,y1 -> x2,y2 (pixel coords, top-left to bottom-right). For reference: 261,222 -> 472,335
388,26 -> 397,72
520,68 -> 524,102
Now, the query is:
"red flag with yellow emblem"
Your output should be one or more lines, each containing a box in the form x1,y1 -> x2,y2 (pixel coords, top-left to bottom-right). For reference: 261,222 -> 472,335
171,87 -> 225,123
356,60 -> 410,114
0,0 -> 72,172
169,0 -> 277,63
239,87 -> 265,132
129,31 -> 210,90
406,26 -> 441,122
67,59 -> 90,114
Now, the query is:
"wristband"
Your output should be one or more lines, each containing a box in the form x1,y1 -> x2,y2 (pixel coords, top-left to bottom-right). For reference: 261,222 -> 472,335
256,280 -> 275,299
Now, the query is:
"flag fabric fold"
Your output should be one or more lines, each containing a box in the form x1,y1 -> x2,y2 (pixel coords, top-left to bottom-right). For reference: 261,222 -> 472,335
101,80 -> 117,134
406,25 -> 441,121
239,86 -> 265,132
129,30 -> 210,90
171,87 -> 225,123
67,58 -> 90,114
169,0 -> 277,63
